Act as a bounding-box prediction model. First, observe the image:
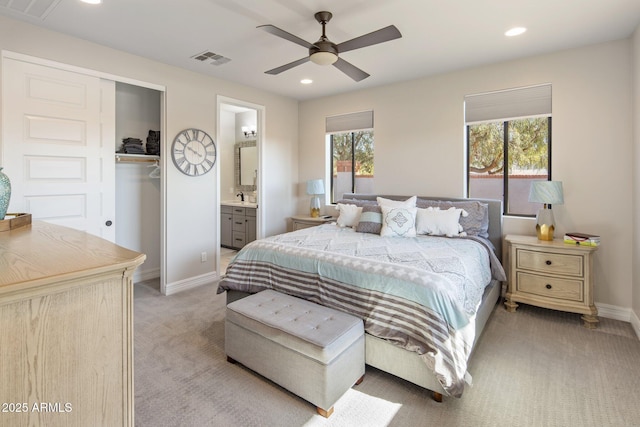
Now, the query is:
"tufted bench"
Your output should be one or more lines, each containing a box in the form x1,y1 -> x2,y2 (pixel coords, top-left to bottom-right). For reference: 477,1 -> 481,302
225,289 -> 365,418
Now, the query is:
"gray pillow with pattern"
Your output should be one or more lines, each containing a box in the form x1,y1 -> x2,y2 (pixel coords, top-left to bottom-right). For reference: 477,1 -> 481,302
355,205 -> 383,234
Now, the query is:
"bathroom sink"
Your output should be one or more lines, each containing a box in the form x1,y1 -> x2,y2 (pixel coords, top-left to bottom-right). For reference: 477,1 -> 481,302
221,200 -> 257,207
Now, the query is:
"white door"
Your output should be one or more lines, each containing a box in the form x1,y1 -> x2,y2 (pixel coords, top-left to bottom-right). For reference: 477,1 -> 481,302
2,58 -> 116,241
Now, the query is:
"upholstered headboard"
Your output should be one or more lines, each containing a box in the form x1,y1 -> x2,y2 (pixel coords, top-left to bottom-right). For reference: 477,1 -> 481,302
342,193 -> 503,260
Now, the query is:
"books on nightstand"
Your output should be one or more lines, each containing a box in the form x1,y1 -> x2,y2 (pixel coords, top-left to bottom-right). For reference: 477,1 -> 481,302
564,232 -> 600,246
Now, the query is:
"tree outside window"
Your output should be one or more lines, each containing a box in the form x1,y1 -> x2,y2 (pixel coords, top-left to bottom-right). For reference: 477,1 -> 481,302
468,117 -> 551,216
330,130 -> 374,203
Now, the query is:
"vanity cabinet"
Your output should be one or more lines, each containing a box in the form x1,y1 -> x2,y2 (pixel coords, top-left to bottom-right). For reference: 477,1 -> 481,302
221,205 -> 256,250
221,205 -> 233,248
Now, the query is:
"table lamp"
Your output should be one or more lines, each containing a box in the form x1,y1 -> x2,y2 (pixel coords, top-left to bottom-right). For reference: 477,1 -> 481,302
528,180 -> 564,241
306,179 -> 324,218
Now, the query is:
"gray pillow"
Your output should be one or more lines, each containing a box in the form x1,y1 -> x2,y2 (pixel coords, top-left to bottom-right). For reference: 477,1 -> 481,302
334,198 -> 378,207
355,205 -> 383,234
416,199 -> 489,238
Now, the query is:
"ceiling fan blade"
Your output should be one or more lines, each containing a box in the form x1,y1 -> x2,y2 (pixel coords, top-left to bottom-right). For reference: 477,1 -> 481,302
336,25 -> 402,53
333,58 -> 370,82
265,57 -> 310,75
257,24 -> 313,49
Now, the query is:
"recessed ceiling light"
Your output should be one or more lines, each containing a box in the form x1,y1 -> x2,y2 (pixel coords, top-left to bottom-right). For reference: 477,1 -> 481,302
81,0 -> 102,4
505,27 -> 527,37
300,79 -> 313,85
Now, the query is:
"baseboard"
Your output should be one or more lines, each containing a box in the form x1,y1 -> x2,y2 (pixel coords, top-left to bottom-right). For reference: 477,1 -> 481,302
596,302 -> 640,341
596,302 -> 632,322
163,271 -> 220,295
630,310 -> 640,341
133,267 -> 160,283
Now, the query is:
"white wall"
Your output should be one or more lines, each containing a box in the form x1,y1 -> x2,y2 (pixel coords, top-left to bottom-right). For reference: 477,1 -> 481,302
632,25 -> 640,334
220,110 -> 236,200
299,39 -> 634,313
0,15 -> 299,292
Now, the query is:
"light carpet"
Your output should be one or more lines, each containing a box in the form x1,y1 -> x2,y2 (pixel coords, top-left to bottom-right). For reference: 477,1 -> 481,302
134,280 -> 640,427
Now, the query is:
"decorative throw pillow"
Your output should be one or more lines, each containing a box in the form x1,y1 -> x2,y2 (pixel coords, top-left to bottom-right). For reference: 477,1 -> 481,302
335,203 -> 363,228
380,206 -> 417,237
355,205 -> 383,234
416,199 -> 489,238
334,198 -> 378,207
416,206 -> 468,237
376,196 -> 417,208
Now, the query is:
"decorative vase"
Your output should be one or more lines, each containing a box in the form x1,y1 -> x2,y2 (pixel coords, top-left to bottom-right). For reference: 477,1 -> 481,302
0,167 -> 11,220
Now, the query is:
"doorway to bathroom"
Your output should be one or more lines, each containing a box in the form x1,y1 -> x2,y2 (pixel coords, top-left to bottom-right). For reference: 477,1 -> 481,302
217,96 -> 264,275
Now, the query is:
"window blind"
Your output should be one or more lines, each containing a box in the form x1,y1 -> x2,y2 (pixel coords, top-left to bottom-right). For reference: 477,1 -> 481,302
325,110 -> 373,133
464,84 -> 551,124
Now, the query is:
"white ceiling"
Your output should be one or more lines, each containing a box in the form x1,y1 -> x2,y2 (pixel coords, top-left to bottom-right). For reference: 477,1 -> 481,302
2,0 -> 640,101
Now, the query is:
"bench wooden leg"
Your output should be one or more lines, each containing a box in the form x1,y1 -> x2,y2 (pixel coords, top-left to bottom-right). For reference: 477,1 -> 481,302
354,374 -> 365,386
317,406 -> 334,418
432,391 -> 443,402
226,356 -> 237,364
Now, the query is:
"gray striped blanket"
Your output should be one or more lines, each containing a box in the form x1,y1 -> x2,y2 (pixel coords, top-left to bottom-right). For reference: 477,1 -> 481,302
218,224 -> 505,397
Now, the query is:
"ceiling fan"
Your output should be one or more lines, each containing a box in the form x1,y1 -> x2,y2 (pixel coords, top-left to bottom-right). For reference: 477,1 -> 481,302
258,11 -> 402,82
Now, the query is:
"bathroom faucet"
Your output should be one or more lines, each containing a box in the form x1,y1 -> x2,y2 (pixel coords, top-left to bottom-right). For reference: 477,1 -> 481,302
236,191 -> 244,202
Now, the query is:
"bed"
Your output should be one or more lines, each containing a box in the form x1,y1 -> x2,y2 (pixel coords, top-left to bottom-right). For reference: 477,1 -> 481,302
218,194 -> 505,401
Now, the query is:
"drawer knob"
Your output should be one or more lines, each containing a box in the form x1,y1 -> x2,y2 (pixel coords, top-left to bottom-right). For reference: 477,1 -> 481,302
545,260 -> 552,265
545,284 -> 552,289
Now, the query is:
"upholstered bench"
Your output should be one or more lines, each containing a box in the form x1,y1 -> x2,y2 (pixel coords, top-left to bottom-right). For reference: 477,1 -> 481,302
225,289 -> 365,418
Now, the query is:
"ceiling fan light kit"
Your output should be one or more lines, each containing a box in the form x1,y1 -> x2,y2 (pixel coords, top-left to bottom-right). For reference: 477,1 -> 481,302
259,10 -> 401,81
310,51 -> 338,65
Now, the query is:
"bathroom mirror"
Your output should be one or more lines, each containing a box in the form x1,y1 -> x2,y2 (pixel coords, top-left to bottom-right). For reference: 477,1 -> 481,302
235,140 -> 257,192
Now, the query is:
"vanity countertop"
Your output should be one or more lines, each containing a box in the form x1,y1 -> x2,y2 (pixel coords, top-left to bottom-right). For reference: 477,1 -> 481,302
221,200 -> 258,208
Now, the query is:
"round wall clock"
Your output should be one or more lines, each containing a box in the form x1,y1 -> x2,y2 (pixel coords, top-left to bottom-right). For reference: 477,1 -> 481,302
171,128 -> 217,176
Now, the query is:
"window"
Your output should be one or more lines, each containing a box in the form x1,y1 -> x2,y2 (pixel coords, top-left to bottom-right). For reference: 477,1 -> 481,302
329,131 -> 374,203
465,85 -> 552,216
326,111 -> 374,203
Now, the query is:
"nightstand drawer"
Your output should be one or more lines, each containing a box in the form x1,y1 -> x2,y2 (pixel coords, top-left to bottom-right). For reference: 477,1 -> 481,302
516,249 -> 583,277
516,272 -> 584,302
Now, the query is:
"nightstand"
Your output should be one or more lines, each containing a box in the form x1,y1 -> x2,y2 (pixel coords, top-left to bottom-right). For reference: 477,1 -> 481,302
290,215 -> 335,231
504,234 -> 599,328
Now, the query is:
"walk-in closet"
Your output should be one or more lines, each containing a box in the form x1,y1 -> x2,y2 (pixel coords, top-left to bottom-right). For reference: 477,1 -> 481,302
115,82 -> 162,283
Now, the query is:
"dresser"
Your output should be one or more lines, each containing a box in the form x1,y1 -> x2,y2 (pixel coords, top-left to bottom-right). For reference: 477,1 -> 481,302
504,234 -> 599,328
0,221 -> 145,426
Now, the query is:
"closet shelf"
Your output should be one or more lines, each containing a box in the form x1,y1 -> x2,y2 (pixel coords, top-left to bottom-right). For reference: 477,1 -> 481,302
115,153 -> 160,163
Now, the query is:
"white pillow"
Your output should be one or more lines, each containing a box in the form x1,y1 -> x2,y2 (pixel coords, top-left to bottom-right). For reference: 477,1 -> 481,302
416,207 -> 468,237
380,206 -> 417,237
335,203 -> 363,228
376,196 -> 417,208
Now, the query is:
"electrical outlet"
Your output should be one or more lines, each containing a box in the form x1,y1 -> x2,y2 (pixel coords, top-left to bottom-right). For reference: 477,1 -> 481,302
201,252 -> 207,262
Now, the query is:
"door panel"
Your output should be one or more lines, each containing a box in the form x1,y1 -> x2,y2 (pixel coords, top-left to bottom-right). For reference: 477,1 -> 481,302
2,59 -> 115,240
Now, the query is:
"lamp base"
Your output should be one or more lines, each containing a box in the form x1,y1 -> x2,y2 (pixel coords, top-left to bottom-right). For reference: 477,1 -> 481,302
310,195 -> 321,218
536,223 -> 555,241
535,207 -> 556,241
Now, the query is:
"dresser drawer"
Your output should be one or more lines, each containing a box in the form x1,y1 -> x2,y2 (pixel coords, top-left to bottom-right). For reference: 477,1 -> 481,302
516,248 -> 583,277
516,272 -> 584,302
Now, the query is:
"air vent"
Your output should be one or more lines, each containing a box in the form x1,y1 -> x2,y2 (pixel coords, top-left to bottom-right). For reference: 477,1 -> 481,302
0,0 -> 61,20
191,51 -> 231,66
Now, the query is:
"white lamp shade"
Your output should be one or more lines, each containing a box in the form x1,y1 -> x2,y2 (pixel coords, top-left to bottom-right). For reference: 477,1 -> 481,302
529,181 -> 564,205
306,179 -> 325,195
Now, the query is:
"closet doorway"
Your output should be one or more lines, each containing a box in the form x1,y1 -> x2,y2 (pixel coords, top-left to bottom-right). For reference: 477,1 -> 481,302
217,97 -> 264,275
115,82 -> 163,284
2,52 -> 166,289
